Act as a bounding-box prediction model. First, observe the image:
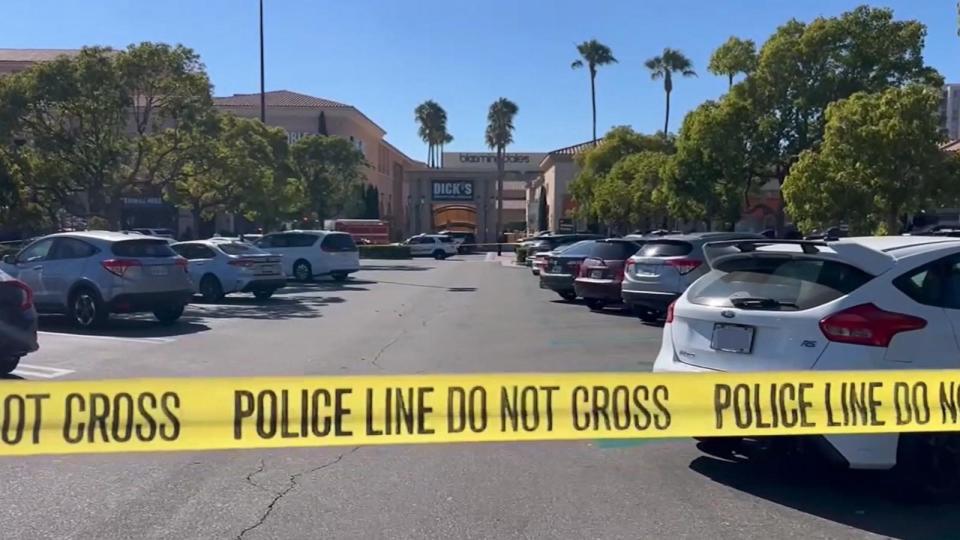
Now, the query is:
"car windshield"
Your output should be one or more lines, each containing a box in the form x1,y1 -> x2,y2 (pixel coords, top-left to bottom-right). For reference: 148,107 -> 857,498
5,2 -> 956,538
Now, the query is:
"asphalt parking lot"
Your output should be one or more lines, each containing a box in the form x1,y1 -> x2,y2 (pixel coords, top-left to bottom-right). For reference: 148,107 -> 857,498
5,255 -> 959,539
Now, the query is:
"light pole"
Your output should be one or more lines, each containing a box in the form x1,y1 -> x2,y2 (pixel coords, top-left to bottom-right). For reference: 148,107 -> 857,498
259,0 -> 266,123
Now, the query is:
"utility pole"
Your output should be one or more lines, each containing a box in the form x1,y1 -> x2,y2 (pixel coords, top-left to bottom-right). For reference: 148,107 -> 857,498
259,0 -> 266,123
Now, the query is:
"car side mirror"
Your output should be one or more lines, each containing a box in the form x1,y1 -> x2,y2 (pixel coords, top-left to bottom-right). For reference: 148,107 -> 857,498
2,254 -> 14,264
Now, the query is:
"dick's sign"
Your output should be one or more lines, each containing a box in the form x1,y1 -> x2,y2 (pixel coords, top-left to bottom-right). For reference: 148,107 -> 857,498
432,180 -> 474,201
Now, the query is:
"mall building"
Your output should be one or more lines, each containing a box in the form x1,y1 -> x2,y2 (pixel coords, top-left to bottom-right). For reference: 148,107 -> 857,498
402,152 -> 546,242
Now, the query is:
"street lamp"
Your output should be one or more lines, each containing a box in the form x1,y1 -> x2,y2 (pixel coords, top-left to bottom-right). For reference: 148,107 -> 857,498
259,0 -> 266,123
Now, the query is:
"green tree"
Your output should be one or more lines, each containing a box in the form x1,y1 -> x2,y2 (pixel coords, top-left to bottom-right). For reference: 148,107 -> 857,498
645,48 -> 697,134
290,135 -> 367,222
485,97 -> 519,240
708,37 -> 757,88
592,151 -> 670,232
783,86 -> 949,235
569,126 -> 674,221
0,43 -> 213,227
571,39 -> 617,144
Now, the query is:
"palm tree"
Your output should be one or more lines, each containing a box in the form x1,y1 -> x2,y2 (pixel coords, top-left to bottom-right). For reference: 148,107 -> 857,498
571,40 -> 617,145
414,100 -> 450,167
485,98 -> 519,242
645,48 -> 697,134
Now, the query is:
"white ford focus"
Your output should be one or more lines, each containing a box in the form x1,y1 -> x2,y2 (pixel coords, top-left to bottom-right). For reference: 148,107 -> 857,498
654,236 -> 960,497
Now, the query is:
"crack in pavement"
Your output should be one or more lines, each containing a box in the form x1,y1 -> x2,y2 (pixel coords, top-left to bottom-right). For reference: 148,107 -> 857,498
236,447 -> 360,539
243,458 -> 273,496
370,332 -> 404,369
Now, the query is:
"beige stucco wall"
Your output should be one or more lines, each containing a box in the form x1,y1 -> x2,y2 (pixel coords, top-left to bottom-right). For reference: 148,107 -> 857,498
542,157 -> 579,232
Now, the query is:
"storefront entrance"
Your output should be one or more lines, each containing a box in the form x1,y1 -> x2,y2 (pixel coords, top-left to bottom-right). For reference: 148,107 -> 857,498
432,204 -> 476,232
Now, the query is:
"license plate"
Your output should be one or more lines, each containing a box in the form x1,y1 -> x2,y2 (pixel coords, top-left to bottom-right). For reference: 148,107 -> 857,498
149,266 -> 168,276
711,323 -> 755,354
256,264 -> 278,275
590,269 -> 603,279
635,264 -> 657,276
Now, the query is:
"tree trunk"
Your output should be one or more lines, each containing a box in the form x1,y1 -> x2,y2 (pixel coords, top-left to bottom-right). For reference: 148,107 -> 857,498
728,73 -> 733,89
664,90 -> 671,135
496,147 -> 504,243
590,73 -> 597,144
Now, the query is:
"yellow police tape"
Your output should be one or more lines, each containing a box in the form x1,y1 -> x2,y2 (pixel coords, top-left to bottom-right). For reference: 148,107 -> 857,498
2,370 -> 960,456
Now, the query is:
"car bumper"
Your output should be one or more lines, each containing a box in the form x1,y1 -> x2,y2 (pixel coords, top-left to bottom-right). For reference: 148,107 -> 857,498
574,279 -> 623,301
239,278 -> 287,293
654,323 -> 898,470
621,289 -> 678,311
0,307 -> 38,357
108,290 -> 193,313
539,273 -> 575,292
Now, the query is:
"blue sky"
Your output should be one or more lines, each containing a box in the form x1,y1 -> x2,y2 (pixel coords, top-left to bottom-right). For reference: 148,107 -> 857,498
6,1 -> 960,161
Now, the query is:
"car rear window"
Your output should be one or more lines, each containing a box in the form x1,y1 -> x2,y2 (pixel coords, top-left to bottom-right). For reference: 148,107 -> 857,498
218,243 -> 260,255
591,241 -> 641,260
637,240 -> 693,257
556,241 -> 600,257
112,239 -> 176,257
687,256 -> 872,311
321,233 -> 358,252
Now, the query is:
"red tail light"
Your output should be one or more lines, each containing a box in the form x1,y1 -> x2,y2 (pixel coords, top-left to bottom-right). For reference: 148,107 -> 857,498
665,301 -> 676,323
102,259 -> 142,277
666,258 -> 702,275
175,257 -> 189,272
625,259 -> 636,274
819,303 -> 926,348
2,280 -> 33,311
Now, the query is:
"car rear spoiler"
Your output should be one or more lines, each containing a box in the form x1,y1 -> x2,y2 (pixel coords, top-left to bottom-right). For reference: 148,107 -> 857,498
701,239 -> 896,276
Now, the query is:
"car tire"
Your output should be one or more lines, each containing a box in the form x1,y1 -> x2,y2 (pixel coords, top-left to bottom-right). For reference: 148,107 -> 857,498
153,304 -> 185,326
633,307 -> 660,322
0,356 -> 20,375
894,433 -> 960,502
585,298 -> 606,311
293,260 -> 313,282
558,290 -> 577,302
253,289 -> 275,301
331,272 -> 349,282
433,249 -> 446,260
68,286 -> 107,329
199,274 -> 224,302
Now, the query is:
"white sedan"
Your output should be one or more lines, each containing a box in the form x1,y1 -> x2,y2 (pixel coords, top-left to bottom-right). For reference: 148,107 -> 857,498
654,235 -> 960,498
171,240 -> 286,301
403,235 -> 458,259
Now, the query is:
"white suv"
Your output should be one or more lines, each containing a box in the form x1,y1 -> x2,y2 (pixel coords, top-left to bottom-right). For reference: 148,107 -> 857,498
654,236 -> 960,497
255,231 -> 359,282
404,235 -> 458,259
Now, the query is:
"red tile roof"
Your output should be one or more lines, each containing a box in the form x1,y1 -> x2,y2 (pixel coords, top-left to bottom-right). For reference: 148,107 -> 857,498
548,138 -> 602,155
0,49 -> 82,62
941,140 -> 960,153
213,90 -> 350,109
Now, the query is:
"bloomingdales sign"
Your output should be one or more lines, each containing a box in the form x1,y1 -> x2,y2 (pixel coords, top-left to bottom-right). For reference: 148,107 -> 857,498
443,152 -> 546,171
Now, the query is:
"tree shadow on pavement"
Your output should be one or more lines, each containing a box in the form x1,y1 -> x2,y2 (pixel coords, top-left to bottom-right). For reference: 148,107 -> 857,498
184,294 -> 342,321
1,373 -> 25,380
689,443 -> 960,540
277,280 -> 373,294
360,264 -> 435,271
39,315 -> 210,338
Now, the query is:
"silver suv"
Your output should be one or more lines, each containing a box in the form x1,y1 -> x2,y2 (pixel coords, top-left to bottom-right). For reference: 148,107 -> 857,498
621,232 -> 763,321
0,231 -> 193,328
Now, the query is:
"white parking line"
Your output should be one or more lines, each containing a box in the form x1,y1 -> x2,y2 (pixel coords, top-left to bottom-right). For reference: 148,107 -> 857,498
12,363 -> 75,379
37,331 -> 174,344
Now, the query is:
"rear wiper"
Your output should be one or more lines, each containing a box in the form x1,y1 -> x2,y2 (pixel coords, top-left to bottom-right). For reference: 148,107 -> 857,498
729,297 -> 799,310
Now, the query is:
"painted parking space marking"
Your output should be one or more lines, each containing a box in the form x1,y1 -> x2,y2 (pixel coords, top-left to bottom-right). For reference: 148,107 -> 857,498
12,363 -> 75,379
37,331 -> 174,344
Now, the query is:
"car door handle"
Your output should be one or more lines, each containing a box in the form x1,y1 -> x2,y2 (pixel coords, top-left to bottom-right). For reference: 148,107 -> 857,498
32,265 -> 42,270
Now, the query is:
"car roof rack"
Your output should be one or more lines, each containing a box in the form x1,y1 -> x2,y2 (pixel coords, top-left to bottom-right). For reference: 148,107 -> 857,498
701,238 -> 896,275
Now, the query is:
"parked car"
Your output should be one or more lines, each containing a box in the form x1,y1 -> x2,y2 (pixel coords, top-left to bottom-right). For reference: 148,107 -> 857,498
0,231 -> 192,328
171,240 -> 286,301
539,240 -> 616,300
654,236 -> 960,496
438,230 -> 477,254
130,228 -> 176,240
0,268 -> 38,374
574,239 -> 646,311
403,234 -> 458,259
522,233 -> 604,260
622,232 -> 763,321
255,230 -> 359,282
